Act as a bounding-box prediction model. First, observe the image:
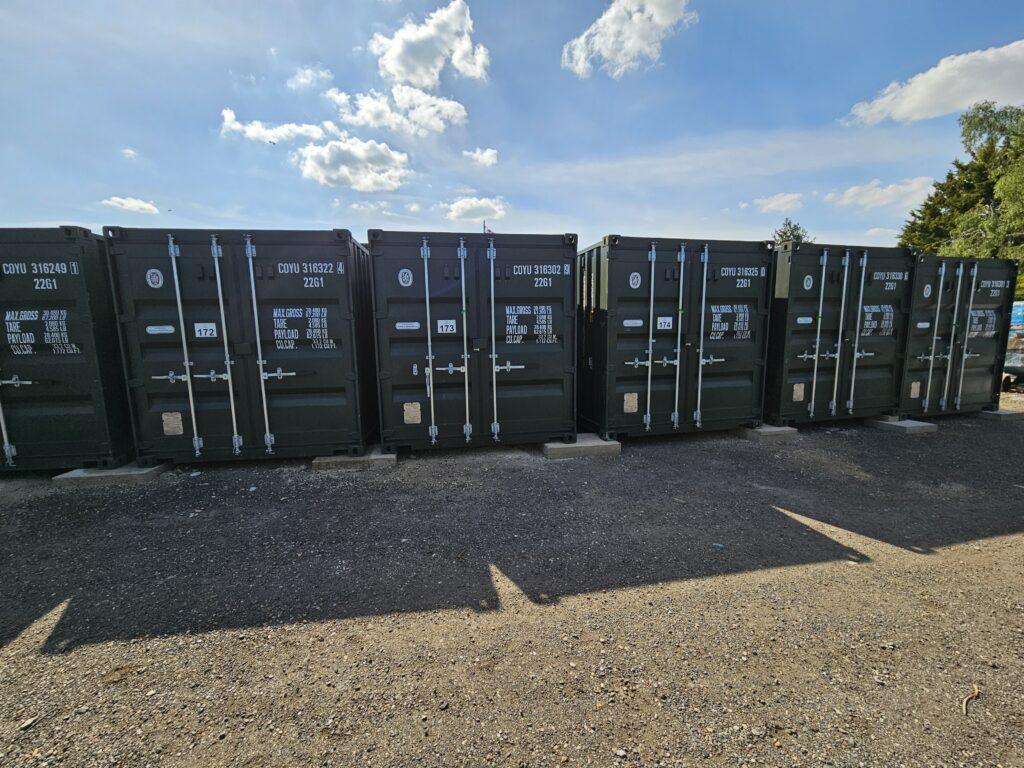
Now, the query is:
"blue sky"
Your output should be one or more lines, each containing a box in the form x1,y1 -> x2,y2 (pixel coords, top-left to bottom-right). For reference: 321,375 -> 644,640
2,1 -> 1023,247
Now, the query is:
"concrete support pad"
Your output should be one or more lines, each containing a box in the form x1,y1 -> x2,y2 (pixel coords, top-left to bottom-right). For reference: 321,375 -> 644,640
311,446 -> 397,471
52,462 -> 169,488
866,418 -> 937,434
543,433 -> 621,459
741,425 -> 799,443
978,409 -> 1024,421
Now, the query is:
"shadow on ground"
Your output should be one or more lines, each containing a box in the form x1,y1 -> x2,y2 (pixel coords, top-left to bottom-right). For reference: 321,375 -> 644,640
1,415 -> 1020,652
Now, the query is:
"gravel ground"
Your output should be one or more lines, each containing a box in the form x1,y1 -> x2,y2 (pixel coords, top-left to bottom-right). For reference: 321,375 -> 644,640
1,407 -> 1023,767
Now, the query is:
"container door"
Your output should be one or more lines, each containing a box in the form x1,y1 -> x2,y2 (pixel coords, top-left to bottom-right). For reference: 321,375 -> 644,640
0,238 -> 104,467
901,256 -> 953,415
112,233 -> 243,460
686,242 -> 772,429
951,259 -> 1016,412
481,237 -> 575,442
242,234 -> 361,455
843,251 -> 913,417
605,241 -> 687,435
781,247 -> 849,422
375,236 -> 479,448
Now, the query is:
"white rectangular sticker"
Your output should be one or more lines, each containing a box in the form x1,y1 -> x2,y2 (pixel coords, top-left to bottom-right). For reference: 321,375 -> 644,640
194,322 -> 217,338
623,319 -> 644,328
916,321 -> 931,329
797,317 -> 814,325
437,319 -> 456,334
656,316 -> 673,330
395,321 -> 421,330
145,325 -> 175,335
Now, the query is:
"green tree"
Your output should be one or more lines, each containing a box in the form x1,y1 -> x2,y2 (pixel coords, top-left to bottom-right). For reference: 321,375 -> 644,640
773,217 -> 812,245
900,100 -> 1024,298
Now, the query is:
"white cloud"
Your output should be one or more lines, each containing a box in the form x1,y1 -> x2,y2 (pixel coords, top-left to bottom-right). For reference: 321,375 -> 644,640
463,147 -> 498,166
753,192 -> 802,214
368,0 -> 489,89
406,202 -> 422,213
286,65 -> 333,91
865,227 -> 901,239
291,136 -> 410,192
738,201 -> 749,209
848,39 -> 1024,125
562,0 -> 698,79
101,196 -> 159,215
350,200 -> 393,213
824,176 -> 933,211
121,147 -> 137,161
220,108 -> 327,143
445,196 -> 506,222
325,84 -> 467,136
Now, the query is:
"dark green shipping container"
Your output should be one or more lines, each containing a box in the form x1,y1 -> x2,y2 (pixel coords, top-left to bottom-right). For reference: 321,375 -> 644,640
106,228 -> 377,464
899,255 -> 1017,417
0,227 -> 133,471
765,242 -> 915,425
578,236 -> 774,438
369,230 -> 577,452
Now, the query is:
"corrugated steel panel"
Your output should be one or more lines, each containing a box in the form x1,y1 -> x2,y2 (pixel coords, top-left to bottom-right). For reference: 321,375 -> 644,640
107,228 -> 376,464
0,227 -> 132,470
369,230 -> 577,451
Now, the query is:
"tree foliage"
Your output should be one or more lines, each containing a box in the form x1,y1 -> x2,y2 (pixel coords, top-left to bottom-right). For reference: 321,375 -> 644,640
772,217 -> 812,246
900,100 -> 1024,298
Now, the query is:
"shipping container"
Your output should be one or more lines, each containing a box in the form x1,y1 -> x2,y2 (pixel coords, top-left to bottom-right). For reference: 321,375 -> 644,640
368,230 -> 577,451
106,228 -> 376,464
764,242 -> 915,425
900,256 -> 1018,416
577,236 -> 773,438
0,227 -> 132,471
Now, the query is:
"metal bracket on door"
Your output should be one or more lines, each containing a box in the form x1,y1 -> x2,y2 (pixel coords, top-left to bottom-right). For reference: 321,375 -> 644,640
671,244 -> 686,429
953,263 -> 979,411
692,245 -> 719,429
263,367 -> 296,381
642,243 -> 657,430
0,374 -> 34,466
939,262 -> 965,411
421,238 -> 439,444
245,235 -> 278,453
166,234 -> 203,456
807,250 -> 829,418
920,261 -> 946,412
845,252 -> 869,414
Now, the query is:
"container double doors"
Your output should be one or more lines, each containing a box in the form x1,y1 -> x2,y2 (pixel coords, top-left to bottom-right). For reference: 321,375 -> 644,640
371,232 -> 576,451
0,229 -> 129,470
771,245 -> 914,424
108,229 -> 366,463
594,238 -> 772,437
901,256 -> 1017,416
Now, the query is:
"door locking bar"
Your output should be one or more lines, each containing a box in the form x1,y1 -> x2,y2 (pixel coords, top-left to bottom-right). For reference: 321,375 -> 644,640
457,238 -> 472,442
846,251 -> 869,414
642,243 -> 657,431
954,262 -> 979,411
807,249 -> 829,418
921,261 -> 946,412
671,243 -> 686,429
245,235 -> 277,453
693,244 -> 715,428
940,262 -> 965,411
209,235 -> 242,455
828,250 -> 851,416
421,238 -> 438,444
167,234 -> 203,457
0,374 -> 34,466
263,367 -> 297,381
